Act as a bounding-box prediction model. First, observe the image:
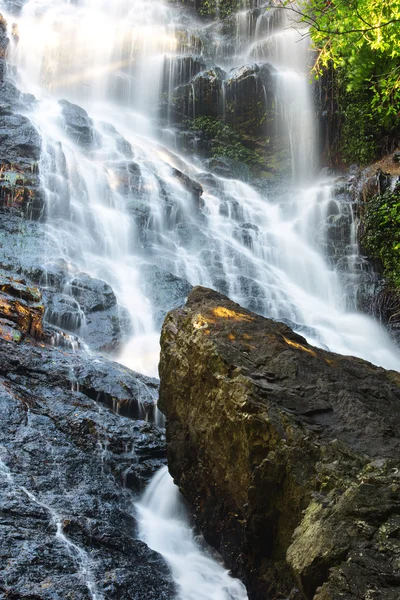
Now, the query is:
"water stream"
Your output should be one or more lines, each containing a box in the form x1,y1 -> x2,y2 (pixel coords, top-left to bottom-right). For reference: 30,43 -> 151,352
1,0 -> 400,596
137,467 -> 248,600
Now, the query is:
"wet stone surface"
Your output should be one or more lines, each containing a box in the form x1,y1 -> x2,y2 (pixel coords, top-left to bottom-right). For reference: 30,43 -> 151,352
0,277 -> 175,599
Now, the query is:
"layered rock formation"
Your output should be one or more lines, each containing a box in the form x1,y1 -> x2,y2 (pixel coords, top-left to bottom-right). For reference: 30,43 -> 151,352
159,286 -> 400,600
0,274 -> 175,599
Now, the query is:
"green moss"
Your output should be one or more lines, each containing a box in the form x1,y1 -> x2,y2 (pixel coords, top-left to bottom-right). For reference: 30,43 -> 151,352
362,184 -> 400,289
189,116 -> 263,167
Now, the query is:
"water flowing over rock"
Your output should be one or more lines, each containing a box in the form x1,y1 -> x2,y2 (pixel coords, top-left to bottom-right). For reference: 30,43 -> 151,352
0,274 -> 175,599
0,0 -> 397,375
0,0 -> 400,597
59,99 -> 97,148
159,286 -> 400,600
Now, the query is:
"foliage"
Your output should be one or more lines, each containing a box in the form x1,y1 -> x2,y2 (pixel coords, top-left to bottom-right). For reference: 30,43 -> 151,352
362,185 -> 400,288
285,0 -> 400,163
338,89 -> 377,164
189,116 -> 262,166
297,0 -> 399,122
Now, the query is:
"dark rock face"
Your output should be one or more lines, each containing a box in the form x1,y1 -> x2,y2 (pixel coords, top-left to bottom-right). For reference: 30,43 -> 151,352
159,286 -> 400,600
0,275 -> 175,599
0,110 -> 43,218
0,112 -> 41,165
167,67 -> 225,122
225,63 -> 276,137
0,17 -> 43,219
0,14 -> 8,83
345,165 -> 400,344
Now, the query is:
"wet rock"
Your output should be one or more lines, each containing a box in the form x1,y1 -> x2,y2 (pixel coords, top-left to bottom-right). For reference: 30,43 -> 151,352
0,212 -> 131,352
0,14 -> 8,84
0,280 -> 175,599
0,164 -> 44,219
69,274 -> 117,313
0,80 -> 34,116
139,263 -> 193,328
159,286 -> 400,600
225,63 -> 277,136
343,166 -> 400,343
172,167 -> 203,204
59,99 -> 96,148
99,121 -> 134,158
45,293 -> 84,332
45,272 -> 132,354
0,76 -> 43,217
110,160 -> 142,196
0,112 -> 41,167
161,55 -> 207,92
167,67 -> 225,122
204,155 -> 251,180
0,273 -> 44,341
1,0 -> 28,13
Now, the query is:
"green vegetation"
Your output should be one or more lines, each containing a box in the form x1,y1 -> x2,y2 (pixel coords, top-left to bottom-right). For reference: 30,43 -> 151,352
337,90 -> 378,164
292,0 -> 400,163
189,116 -> 262,166
194,0 -> 244,19
362,185 -> 400,287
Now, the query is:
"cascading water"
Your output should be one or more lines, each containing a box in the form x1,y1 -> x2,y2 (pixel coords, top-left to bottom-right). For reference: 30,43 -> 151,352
137,467 -> 248,600
3,0 -> 399,372
2,0 -> 400,595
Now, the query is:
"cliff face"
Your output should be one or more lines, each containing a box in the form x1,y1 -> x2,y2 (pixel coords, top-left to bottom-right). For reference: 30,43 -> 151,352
159,286 -> 400,600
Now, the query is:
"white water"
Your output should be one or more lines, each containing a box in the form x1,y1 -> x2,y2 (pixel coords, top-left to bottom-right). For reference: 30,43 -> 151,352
137,466 -> 248,600
1,0 -> 398,373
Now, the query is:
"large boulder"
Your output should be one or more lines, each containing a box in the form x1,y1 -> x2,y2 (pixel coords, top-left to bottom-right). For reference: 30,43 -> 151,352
225,63 -> 277,136
159,286 -> 400,600
166,68 -> 225,122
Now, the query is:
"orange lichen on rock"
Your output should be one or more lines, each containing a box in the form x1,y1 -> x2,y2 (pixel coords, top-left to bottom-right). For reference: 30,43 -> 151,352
0,280 -> 44,341
283,336 -> 317,357
324,358 -> 337,367
212,306 -> 255,322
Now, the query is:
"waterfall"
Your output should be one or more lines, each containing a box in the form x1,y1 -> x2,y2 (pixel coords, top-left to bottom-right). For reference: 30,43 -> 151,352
136,467 -> 248,600
1,0 -> 400,594
2,0 -> 399,372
